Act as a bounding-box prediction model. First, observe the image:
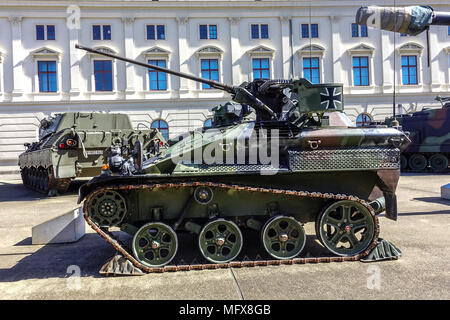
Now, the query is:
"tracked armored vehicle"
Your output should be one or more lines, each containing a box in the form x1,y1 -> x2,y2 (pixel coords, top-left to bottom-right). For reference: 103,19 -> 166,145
75,45 -> 408,274
18,112 -> 166,195
384,97 -> 449,172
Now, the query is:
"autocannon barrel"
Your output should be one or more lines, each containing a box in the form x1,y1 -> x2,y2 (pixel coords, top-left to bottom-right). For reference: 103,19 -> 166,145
356,5 -> 450,36
75,44 -> 235,93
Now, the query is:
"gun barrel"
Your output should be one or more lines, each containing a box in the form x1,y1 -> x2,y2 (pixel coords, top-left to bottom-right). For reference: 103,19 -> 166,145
432,11 -> 450,25
356,5 -> 437,36
75,44 -> 234,93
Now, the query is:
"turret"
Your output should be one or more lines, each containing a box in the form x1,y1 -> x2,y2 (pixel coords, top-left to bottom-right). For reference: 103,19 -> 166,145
75,44 -> 345,127
356,5 -> 450,36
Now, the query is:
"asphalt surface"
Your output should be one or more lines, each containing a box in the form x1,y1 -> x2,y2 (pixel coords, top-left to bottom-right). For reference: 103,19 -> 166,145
0,174 -> 449,300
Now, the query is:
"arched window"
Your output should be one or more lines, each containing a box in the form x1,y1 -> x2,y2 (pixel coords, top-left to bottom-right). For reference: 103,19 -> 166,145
203,118 -> 213,129
355,113 -> 372,127
151,119 -> 169,140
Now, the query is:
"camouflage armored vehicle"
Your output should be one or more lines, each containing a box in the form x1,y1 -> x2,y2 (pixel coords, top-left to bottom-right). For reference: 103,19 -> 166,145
75,45 -> 409,274
383,97 -> 449,172
19,112 -> 166,195
356,6 -> 450,173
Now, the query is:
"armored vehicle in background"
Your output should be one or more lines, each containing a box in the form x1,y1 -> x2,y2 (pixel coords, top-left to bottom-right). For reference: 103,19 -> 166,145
356,6 -> 450,173
384,97 -> 449,172
19,112 -> 166,195
74,45 -> 408,274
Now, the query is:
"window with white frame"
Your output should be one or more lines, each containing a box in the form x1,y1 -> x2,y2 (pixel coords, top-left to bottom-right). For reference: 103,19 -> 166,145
147,25 -> 165,40
396,43 -> 423,85
352,56 -> 369,86
251,24 -> 269,39
30,47 -> 61,93
246,45 -> 274,81
401,55 -> 418,85
302,57 -> 320,84
297,44 -> 325,83
351,23 -> 367,38
93,25 -> 111,40
38,61 -> 57,92
93,60 -> 113,91
148,60 -> 167,90
199,24 -> 217,40
346,44 -> 375,87
36,25 -> 55,40
196,46 -> 223,89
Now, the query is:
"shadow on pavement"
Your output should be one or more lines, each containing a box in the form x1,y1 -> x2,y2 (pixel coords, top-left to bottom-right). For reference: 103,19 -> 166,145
0,179 -> 89,202
0,230 -> 332,282
413,197 -> 450,206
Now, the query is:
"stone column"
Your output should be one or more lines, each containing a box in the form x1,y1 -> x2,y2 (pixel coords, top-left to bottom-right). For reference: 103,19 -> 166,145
429,30 -> 441,92
122,17 -> 135,94
9,16 -> 23,96
381,32 -> 394,93
329,16 -> 342,83
176,17 -> 189,93
279,16 -> 292,79
68,27 -> 80,95
228,17 -> 241,85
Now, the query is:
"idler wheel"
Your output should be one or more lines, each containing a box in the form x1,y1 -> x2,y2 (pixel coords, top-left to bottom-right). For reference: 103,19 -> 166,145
429,154 -> 448,173
261,216 -> 306,259
132,222 -> 178,268
87,190 -> 127,227
198,219 -> 243,263
316,200 -> 376,257
408,153 -> 427,172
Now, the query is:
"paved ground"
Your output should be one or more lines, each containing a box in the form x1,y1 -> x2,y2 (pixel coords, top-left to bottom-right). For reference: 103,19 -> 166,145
0,174 -> 449,300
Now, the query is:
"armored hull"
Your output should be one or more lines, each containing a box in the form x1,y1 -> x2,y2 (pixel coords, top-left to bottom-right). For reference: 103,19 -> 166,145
18,112 -> 164,195
395,106 -> 449,172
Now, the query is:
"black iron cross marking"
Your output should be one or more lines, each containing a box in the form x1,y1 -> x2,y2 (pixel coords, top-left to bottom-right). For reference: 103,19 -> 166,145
320,87 -> 342,109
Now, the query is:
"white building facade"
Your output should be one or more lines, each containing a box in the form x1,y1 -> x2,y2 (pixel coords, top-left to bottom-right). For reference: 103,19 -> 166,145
0,0 -> 449,175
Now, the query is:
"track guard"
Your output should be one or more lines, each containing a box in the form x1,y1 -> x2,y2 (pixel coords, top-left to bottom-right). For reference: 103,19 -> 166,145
99,253 -> 145,276
360,238 -> 402,262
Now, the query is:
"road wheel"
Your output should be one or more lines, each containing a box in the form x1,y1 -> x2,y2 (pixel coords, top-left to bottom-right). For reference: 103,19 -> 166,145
316,200 -> 376,257
428,154 -> 448,173
198,219 -> 243,263
261,215 -> 306,259
132,222 -> 178,268
408,153 -> 427,172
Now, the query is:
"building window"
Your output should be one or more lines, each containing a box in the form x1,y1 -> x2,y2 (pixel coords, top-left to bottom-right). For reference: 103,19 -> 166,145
38,61 -> 57,92
352,56 -> 369,86
151,119 -> 169,141
93,25 -> 111,40
252,58 -> 270,80
251,24 -> 269,39
147,25 -> 165,40
401,55 -> 418,85
36,25 -> 55,40
201,59 -> 219,89
303,57 -> 320,84
301,24 -> 318,38
351,23 -> 367,37
204,118 -> 213,129
356,113 -> 372,127
94,60 -> 113,91
200,24 -> 217,40
148,60 -> 167,90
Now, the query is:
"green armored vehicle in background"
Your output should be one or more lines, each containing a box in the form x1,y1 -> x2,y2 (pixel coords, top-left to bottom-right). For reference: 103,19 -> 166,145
73,45 -> 409,274
18,112 -> 166,195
